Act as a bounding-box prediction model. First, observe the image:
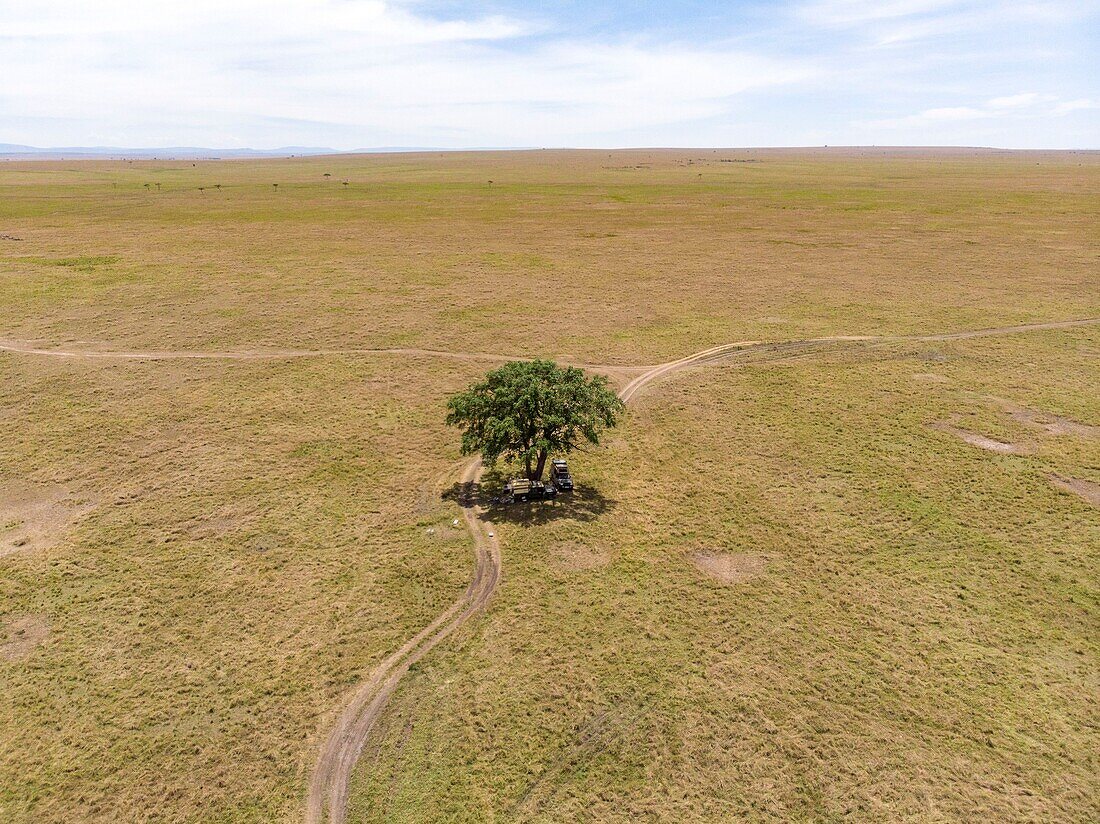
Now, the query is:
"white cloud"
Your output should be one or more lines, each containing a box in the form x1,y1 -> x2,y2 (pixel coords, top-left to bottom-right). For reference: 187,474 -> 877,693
921,106 -> 989,121
798,0 -> 1099,46
0,0 -> 1095,148
987,92 -> 1044,108
870,105 -> 988,128
0,1 -> 812,147
799,0 -> 962,27
1053,98 -> 1100,115
0,0 -> 528,43
869,92 -> 1095,131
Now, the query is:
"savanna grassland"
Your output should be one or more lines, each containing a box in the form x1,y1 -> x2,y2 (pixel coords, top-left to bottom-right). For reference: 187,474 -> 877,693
1,149 -> 1097,823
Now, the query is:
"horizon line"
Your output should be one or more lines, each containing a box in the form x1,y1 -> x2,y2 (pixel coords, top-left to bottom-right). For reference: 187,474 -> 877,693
3,144 -> 1099,162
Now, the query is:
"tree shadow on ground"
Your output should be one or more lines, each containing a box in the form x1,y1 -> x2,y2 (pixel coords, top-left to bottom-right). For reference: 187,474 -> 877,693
441,466 -> 615,526
482,485 -> 616,526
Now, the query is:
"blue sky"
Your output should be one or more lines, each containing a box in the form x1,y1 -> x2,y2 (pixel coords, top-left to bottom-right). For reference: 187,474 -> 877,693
2,0 -> 1097,148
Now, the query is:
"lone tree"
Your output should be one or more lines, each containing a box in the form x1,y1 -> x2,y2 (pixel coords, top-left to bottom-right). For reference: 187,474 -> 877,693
446,360 -> 624,481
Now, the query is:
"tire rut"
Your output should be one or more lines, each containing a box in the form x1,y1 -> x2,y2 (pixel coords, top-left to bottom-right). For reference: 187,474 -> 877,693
4,320 -> 1094,822
305,458 -> 499,824
304,316 -> 1098,823
305,341 -> 774,824
2,317 -> 1094,365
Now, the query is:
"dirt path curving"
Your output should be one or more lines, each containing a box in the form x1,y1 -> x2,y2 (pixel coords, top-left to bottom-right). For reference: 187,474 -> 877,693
4,318 -> 1095,822
305,458 -> 500,824
306,337 -> 814,823
0,339 -> 514,364
2,318 -> 1095,367
911,318 -> 1100,341
303,316 -> 1100,822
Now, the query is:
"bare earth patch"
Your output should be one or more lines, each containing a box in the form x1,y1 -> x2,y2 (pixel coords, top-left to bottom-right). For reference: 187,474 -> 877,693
0,483 -> 93,558
930,422 -> 1025,454
1,615 -> 49,661
551,542 -> 612,572
1048,476 -> 1100,508
989,398 -> 1100,439
692,552 -> 766,585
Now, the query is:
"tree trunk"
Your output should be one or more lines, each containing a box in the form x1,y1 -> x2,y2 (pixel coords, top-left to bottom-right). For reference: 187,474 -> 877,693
533,449 -> 549,482
525,454 -> 533,480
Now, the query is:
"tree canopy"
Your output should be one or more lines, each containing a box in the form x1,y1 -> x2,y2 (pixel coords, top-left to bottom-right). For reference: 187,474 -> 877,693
445,359 -> 625,481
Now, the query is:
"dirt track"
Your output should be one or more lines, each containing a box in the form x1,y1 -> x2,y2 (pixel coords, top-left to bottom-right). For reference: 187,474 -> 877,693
299,317 -> 1099,824
303,340 -> 767,824
3,317 -> 1096,823
0,340 -> 514,364
305,458 -> 500,824
2,317 -> 1096,366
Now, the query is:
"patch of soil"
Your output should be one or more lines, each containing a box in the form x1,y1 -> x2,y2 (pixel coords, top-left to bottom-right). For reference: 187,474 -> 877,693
930,422 -> 1025,454
1,615 -> 49,661
0,483 -> 93,558
989,398 -> 1099,439
183,503 -> 256,540
550,542 -> 612,572
692,552 -> 766,585
1048,475 -> 1100,507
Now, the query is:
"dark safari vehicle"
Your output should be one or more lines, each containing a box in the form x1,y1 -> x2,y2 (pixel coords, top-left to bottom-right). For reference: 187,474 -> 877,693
550,459 -> 574,491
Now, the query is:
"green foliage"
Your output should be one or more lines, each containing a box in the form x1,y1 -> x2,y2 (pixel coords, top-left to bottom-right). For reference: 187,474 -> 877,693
446,360 -> 624,480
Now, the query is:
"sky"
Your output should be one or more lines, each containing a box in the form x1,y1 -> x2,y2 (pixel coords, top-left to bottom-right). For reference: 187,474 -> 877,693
2,0 -> 1098,149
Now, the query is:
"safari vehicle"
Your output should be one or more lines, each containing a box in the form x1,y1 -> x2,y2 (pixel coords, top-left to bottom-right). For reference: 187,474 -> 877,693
504,478 -> 557,503
550,459 -> 574,491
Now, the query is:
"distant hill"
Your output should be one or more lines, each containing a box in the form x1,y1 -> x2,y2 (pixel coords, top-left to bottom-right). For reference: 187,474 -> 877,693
0,144 -> 344,160
8,144 -> 1074,161
0,144 -> 539,160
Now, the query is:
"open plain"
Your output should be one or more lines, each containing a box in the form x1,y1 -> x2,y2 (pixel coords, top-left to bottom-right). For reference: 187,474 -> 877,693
1,149 -> 1098,822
